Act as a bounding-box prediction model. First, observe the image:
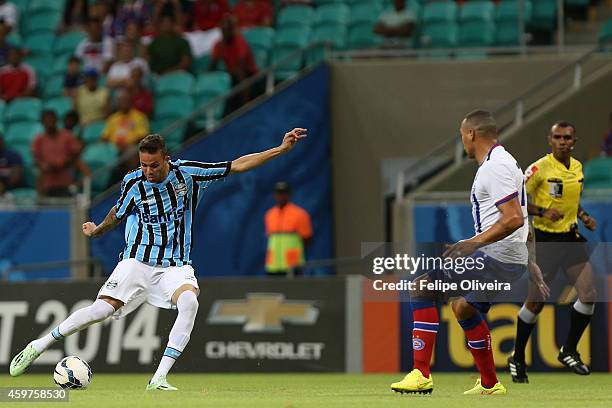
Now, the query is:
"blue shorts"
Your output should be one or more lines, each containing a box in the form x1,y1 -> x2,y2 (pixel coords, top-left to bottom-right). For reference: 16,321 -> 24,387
425,251 -> 527,313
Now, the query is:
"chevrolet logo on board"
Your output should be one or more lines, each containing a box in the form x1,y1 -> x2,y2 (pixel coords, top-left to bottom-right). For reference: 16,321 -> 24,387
207,293 -> 319,333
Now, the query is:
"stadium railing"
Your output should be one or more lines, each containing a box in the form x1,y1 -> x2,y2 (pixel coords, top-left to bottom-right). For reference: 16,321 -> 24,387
390,46 -> 612,202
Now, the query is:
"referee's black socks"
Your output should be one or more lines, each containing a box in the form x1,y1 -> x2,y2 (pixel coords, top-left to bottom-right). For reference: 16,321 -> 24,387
513,305 -> 538,362
564,301 -> 594,352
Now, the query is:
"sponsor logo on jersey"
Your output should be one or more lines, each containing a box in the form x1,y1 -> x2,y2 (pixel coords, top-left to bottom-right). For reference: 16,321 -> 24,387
174,183 -> 187,197
105,280 -> 118,290
412,338 -> 425,350
141,208 -> 185,223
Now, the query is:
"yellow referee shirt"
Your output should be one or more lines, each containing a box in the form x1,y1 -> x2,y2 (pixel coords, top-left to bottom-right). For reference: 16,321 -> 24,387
524,153 -> 583,233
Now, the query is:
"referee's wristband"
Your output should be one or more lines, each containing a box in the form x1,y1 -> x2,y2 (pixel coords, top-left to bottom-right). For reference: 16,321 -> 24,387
578,209 -> 589,220
536,207 -> 545,217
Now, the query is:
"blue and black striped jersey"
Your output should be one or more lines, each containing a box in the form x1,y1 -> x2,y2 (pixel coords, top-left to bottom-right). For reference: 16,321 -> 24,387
115,159 -> 231,266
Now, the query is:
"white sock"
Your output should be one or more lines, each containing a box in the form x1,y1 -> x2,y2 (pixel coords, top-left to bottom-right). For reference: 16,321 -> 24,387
152,291 -> 198,381
573,300 -> 595,315
30,299 -> 116,353
518,304 -> 539,324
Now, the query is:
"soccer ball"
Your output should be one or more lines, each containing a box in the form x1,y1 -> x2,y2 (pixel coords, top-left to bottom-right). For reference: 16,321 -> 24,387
53,356 -> 92,389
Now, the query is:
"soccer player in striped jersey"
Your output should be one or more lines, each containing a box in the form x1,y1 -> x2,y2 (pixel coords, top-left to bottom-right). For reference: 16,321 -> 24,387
391,110 -> 528,396
10,129 -> 307,390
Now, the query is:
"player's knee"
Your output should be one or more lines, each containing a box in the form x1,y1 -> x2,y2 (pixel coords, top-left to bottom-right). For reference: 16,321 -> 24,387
578,288 -> 597,304
525,301 -> 543,314
177,290 -> 199,316
451,299 -> 477,321
90,299 -> 116,322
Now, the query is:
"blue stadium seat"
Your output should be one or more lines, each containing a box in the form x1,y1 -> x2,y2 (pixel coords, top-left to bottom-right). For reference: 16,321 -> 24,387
459,1 -> 495,23
272,27 -> 311,80
459,22 -> 495,47
21,12 -> 62,36
81,142 -> 119,193
43,97 -> 73,121
422,2 -> 458,25
44,74 -> 65,99
23,33 -> 54,56
308,25 -> 347,64
420,22 -> 459,49
154,95 -> 195,121
277,6 -> 315,29
583,158 -> 612,189
5,122 -> 44,148
81,121 -> 106,145
314,4 -> 351,28
4,98 -> 42,125
54,31 -> 87,58
155,71 -> 195,97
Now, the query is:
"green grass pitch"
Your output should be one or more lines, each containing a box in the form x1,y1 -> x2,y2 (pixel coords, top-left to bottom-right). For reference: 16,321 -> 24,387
2,373 -> 612,408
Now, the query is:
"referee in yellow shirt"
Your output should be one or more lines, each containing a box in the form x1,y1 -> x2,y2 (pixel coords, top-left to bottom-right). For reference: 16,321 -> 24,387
508,121 -> 597,382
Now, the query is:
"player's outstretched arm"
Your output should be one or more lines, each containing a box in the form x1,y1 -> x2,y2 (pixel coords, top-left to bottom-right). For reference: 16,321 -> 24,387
82,206 -> 121,238
230,128 -> 307,173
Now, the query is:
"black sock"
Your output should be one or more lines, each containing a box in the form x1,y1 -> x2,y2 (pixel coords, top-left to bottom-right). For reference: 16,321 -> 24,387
564,306 -> 592,353
513,316 -> 535,363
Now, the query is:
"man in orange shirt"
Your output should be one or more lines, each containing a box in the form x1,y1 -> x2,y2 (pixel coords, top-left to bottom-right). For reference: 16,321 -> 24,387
264,181 -> 312,276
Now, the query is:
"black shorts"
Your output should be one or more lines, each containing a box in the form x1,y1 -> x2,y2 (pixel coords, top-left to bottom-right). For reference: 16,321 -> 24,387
534,227 -> 590,283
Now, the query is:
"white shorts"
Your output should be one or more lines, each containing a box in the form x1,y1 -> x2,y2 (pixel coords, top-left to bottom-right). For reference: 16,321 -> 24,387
97,259 -> 199,319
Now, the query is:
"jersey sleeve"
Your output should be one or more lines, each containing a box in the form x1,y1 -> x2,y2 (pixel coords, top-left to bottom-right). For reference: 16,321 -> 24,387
178,160 -> 232,186
297,209 -> 313,239
524,160 -> 542,197
486,162 -> 520,207
115,176 -> 138,220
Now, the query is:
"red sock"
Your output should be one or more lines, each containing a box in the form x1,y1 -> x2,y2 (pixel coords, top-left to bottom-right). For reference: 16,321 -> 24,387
411,302 -> 439,377
460,315 -> 498,388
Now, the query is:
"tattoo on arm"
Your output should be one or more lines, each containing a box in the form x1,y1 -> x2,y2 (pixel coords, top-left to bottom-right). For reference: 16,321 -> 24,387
93,207 -> 121,237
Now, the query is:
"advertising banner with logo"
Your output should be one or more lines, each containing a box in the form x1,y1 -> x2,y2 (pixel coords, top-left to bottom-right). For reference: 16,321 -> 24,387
0,278 -> 345,373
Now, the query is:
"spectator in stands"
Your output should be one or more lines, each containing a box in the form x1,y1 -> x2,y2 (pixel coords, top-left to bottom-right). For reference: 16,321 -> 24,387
211,16 -> 257,106
128,66 -> 153,117
603,112 -> 612,157
74,68 -> 111,125
374,0 -> 416,43
0,21 -> 12,66
112,0 -> 154,38
0,132 -> 23,190
64,56 -> 83,98
101,88 -> 149,150
192,0 -> 228,32
233,0 -> 272,29
265,181 -> 312,276
61,0 -> 89,32
0,0 -> 18,32
107,40 -> 149,89
0,46 -> 36,101
63,110 -> 81,137
75,17 -> 115,73
147,14 -> 192,74
32,110 -> 85,197
0,176 -> 14,207
154,0 -> 185,29
124,21 -> 148,58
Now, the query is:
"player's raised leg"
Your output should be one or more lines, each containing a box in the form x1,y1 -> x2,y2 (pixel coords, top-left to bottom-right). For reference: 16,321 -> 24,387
147,284 -> 199,391
452,298 -> 506,395
391,276 -> 437,395
9,297 -> 121,376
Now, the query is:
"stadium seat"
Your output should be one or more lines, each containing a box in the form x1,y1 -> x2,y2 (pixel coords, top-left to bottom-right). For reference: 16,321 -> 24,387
151,119 -> 186,151
272,27 -> 311,80
81,121 -> 106,145
313,4 -> 351,28
565,0 -> 590,8
459,22 -> 495,47
347,24 -> 384,50
308,25 -> 347,65
154,95 -> 195,121
81,142 -> 119,193
27,0 -> 66,14
23,33 -> 55,56
313,0 -> 346,5
21,12 -> 62,36
0,100 -> 5,120
4,98 -> 42,125
194,71 -> 232,123
5,122 -> 44,148
495,1 -> 532,25
51,54 -> 71,77
6,32 -> 22,47
44,74 -> 65,99
23,54 -> 53,81
243,27 -> 275,52
459,1 -> 494,23
53,31 -> 87,58
277,6 -> 315,29
43,97 -> 73,121
583,158 -> 612,189
599,19 -> 612,46
155,71 -> 195,97
349,3 -> 383,29
421,22 -> 459,49
10,187 -> 37,201
422,2 -> 458,25
529,0 -> 557,32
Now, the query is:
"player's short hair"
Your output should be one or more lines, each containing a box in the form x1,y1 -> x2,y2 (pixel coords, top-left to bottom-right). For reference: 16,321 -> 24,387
463,110 -> 497,137
551,121 -> 576,135
139,134 -> 167,156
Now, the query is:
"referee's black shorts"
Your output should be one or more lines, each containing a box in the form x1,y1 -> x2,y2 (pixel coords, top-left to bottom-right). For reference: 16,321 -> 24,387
534,227 -> 590,283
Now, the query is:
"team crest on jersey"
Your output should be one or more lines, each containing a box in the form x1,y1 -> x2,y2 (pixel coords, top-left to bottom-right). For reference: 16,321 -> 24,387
174,183 -> 187,196
105,280 -> 118,290
412,338 -> 425,350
